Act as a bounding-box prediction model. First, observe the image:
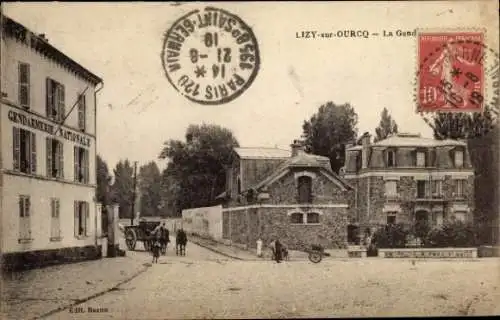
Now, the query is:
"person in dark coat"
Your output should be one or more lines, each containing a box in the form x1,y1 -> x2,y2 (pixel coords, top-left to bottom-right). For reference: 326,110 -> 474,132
274,239 -> 283,263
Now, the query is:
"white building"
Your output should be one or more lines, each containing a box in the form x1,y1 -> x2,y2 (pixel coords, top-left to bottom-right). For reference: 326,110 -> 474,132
0,15 -> 104,270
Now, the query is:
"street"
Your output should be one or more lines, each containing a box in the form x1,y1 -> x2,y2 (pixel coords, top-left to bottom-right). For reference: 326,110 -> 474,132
43,237 -> 500,319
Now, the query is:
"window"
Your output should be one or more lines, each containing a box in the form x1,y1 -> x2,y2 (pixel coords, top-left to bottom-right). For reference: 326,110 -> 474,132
290,212 -> 304,224
454,150 -> 464,168
46,138 -> 64,178
19,195 -> 31,241
387,150 -> 396,167
74,201 -> 89,237
18,62 -> 30,108
455,179 -> 466,197
297,175 -> 313,203
307,212 -> 320,224
355,153 -> 362,171
46,78 -> 65,122
416,151 -> 426,167
13,127 -> 36,174
454,212 -> 466,222
417,180 -> 427,198
50,198 -> 61,240
74,146 -> 89,183
431,180 -> 443,197
77,94 -> 86,131
385,181 -> 398,197
387,213 -> 396,225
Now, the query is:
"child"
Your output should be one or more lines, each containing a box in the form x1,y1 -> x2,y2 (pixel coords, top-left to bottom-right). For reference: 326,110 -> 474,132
152,239 -> 161,263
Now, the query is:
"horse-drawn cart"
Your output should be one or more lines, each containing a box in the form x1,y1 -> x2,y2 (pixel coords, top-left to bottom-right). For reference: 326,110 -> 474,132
124,219 -> 162,251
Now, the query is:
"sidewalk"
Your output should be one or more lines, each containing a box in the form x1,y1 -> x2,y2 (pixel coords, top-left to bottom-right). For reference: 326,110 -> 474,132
1,251 -> 151,320
188,236 -> 349,261
189,236 -> 263,261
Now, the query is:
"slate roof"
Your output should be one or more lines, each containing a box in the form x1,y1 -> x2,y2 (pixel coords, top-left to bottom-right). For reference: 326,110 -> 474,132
233,147 -> 291,159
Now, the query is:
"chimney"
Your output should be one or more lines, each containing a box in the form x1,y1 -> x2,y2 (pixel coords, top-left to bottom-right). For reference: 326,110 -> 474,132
291,139 -> 305,157
361,132 -> 371,169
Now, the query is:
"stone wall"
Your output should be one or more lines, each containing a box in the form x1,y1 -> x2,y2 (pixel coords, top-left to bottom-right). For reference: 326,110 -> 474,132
223,206 -> 348,250
268,169 -> 349,205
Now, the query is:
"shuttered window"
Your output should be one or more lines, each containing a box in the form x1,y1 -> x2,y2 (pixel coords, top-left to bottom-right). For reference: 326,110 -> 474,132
46,138 -> 64,178
74,201 -> 89,237
19,195 -> 31,240
416,151 -> 426,167
50,198 -> 61,239
18,62 -> 30,108
77,94 -> 86,131
13,127 -> 36,174
74,146 -> 89,183
46,78 -> 65,122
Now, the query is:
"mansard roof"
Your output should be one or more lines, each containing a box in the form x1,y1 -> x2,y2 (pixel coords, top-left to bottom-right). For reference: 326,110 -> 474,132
346,133 -> 466,151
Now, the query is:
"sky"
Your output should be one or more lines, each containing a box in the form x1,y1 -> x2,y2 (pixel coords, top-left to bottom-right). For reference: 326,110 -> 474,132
4,1 -> 498,171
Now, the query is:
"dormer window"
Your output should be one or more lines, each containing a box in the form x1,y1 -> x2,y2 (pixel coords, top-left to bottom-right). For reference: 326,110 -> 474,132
297,175 -> 313,203
387,149 -> 396,168
454,149 -> 464,168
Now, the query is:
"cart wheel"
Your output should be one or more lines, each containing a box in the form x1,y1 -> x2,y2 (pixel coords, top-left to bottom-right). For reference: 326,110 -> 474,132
308,251 -> 323,263
125,229 -> 137,251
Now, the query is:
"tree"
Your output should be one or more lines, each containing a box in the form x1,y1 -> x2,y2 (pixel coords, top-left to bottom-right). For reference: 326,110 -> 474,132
302,102 -> 358,173
431,106 -> 496,140
159,123 -> 239,211
374,107 -> 398,142
138,161 -> 162,217
96,155 -> 112,205
111,159 -> 135,219
159,165 -> 182,217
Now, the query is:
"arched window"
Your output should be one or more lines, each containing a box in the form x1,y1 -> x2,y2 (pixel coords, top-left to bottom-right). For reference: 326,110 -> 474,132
290,212 -> 304,224
297,175 -> 313,203
307,212 -> 320,224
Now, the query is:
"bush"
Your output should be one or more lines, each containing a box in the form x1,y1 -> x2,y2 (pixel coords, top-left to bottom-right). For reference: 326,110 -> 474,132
372,223 -> 410,249
424,220 -> 477,248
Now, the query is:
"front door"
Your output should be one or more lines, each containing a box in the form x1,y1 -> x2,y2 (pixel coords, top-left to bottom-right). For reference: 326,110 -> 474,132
414,210 -> 429,239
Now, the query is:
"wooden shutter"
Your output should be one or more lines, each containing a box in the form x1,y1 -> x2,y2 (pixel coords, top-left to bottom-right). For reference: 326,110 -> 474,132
46,137 -> 52,177
74,146 -> 79,181
13,127 -> 20,171
58,141 -> 64,178
84,149 -> 89,183
85,202 -> 89,236
74,200 -> 79,236
46,78 -> 53,118
78,94 -> 86,130
30,132 -> 36,174
58,84 -> 65,123
18,63 -> 30,108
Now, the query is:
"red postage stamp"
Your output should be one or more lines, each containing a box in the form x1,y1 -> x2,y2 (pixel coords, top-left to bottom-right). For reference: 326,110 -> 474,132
417,32 -> 485,112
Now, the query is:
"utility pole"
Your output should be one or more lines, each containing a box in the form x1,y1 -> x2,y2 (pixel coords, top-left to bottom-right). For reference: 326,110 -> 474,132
131,161 -> 138,226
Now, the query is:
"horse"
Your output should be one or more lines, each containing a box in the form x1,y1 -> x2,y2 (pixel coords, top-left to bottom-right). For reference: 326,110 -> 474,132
176,229 -> 187,256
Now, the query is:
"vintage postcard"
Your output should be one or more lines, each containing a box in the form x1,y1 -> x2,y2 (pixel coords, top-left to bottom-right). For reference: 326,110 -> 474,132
1,1 -> 499,319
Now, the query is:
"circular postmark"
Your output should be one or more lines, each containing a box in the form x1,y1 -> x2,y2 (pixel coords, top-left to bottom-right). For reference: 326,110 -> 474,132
414,31 -> 499,138
161,7 -> 260,105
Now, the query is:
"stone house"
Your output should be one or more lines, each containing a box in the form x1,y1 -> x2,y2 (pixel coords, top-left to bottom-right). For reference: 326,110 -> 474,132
215,140 -> 354,250
341,132 -> 475,241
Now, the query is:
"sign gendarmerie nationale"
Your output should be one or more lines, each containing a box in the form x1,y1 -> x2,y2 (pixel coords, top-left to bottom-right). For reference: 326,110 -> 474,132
8,109 -> 91,147
161,7 -> 260,105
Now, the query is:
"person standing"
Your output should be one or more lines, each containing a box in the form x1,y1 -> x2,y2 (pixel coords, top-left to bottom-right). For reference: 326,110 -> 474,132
274,239 -> 283,263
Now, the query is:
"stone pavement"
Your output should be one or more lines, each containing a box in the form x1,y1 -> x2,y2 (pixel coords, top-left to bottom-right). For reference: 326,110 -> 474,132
1,250 -> 151,320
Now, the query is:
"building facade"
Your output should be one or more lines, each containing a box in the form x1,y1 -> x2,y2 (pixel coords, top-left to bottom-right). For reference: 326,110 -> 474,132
341,132 -> 475,237
216,140 -> 353,250
1,15 -> 103,270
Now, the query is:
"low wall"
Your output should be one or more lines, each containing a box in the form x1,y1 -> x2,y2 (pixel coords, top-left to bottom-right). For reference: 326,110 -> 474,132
378,247 -> 478,259
182,205 -> 223,240
1,245 -> 102,272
